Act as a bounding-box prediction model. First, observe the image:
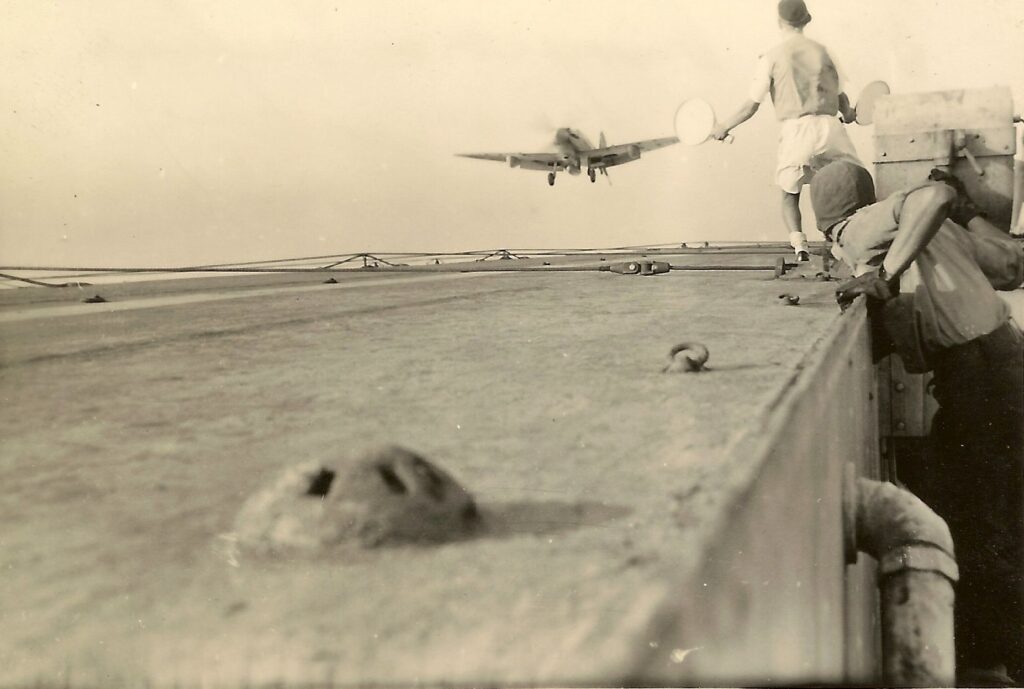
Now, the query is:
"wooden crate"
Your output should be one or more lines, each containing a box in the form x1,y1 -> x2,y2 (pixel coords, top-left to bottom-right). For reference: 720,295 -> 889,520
873,86 -> 1017,228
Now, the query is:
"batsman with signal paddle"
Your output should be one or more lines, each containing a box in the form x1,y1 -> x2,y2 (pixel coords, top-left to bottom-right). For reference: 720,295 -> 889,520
710,0 -> 864,262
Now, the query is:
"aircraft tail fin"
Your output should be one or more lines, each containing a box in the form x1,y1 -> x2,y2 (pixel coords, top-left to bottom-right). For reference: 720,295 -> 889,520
599,131 -> 607,148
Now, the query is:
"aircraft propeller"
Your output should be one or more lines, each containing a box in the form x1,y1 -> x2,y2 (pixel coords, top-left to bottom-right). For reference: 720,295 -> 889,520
597,132 -> 611,185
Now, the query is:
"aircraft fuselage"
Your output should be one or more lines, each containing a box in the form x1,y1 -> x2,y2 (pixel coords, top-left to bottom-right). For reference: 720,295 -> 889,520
553,128 -> 594,175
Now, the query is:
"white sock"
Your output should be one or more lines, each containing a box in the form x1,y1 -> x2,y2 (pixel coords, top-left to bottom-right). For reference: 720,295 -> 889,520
789,231 -> 808,252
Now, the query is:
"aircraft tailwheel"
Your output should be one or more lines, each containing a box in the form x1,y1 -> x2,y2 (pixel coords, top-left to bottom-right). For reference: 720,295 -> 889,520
588,169 -> 596,182
547,172 -> 556,186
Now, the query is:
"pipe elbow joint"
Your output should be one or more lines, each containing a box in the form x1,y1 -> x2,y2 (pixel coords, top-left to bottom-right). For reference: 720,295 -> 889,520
843,468 -> 959,686
846,473 -> 959,584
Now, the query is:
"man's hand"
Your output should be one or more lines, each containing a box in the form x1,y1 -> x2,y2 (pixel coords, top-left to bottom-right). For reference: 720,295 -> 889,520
835,269 -> 898,311
837,92 -> 857,124
927,168 -> 983,226
709,126 -> 731,141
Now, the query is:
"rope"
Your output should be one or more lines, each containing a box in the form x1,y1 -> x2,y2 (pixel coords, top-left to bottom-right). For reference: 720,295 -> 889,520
0,272 -> 89,288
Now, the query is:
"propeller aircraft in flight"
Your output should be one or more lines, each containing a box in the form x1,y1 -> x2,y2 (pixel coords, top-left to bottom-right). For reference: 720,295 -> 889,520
457,128 -> 678,186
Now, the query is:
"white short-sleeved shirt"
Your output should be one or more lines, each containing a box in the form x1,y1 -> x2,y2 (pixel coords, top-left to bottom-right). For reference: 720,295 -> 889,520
747,55 -> 773,103
747,51 -> 849,104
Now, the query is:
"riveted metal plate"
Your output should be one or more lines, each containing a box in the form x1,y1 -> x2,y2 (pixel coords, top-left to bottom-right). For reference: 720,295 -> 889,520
874,127 -> 1016,164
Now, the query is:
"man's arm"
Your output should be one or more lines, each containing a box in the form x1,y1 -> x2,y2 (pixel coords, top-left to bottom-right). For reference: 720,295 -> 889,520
713,55 -> 769,140
965,214 -> 1011,241
880,184 -> 957,278
926,168 -> 1024,289
711,100 -> 759,140
963,216 -> 1024,290
837,92 -> 856,124
830,51 -> 856,123
836,184 -> 956,310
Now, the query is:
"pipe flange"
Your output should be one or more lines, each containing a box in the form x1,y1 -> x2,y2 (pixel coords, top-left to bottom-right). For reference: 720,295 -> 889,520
879,544 -> 960,583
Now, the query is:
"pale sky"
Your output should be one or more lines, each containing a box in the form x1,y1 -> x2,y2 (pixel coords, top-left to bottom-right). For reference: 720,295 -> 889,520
2,1 -> 1022,268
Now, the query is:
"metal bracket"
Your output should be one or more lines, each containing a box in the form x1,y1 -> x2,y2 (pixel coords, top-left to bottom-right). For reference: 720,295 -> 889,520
874,126 -> 1015,167
878,544 -> 960,583
603,260 -> 671,275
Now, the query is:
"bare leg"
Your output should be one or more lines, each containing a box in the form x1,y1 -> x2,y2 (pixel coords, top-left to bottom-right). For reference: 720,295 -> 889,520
782,190 -> 808,258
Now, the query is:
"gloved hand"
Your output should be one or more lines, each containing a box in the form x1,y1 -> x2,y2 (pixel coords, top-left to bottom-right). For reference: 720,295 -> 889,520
927,168 -> 983,226
835,269 -> 898,311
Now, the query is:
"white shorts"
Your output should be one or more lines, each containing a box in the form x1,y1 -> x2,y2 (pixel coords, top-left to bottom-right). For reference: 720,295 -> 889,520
776,114 -> 862,194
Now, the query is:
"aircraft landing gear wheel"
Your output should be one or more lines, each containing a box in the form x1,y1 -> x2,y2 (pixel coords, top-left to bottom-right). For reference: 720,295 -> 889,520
588,169 -> 596,183
547,172 -> 556,186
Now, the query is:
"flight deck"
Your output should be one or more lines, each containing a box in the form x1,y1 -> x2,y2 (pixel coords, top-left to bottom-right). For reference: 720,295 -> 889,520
0,252 -> 886,686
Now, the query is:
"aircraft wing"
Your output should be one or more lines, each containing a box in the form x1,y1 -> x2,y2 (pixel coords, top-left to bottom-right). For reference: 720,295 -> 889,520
456,152 -> 571,171
457,153 -> 512,162
583,136 -> 679,169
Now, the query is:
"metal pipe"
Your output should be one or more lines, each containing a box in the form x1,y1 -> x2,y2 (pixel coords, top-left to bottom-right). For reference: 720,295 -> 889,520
846,472 -> 960,686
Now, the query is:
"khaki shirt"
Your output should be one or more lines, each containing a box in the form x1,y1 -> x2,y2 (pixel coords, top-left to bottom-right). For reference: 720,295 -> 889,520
749,35 -> 841,121
832,184 -> 1023,371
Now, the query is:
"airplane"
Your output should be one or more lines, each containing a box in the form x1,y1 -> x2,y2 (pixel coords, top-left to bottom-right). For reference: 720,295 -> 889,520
457,128 -> 679,186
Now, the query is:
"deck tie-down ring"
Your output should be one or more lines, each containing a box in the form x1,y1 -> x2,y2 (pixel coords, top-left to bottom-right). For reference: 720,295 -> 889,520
663,342 -> 710,373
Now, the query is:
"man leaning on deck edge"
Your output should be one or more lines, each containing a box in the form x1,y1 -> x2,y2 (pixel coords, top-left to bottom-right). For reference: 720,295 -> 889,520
810,160 -> 1024,687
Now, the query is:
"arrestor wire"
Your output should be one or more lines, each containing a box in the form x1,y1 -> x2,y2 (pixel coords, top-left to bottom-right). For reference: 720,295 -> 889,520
0,244 -> 800,282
